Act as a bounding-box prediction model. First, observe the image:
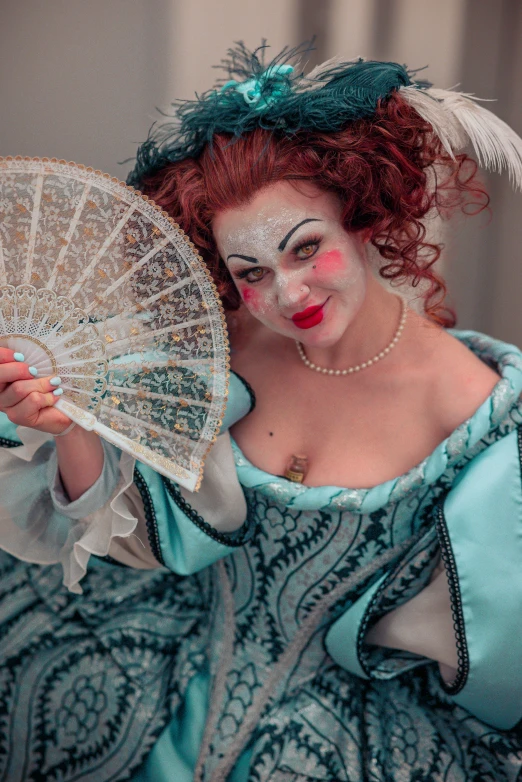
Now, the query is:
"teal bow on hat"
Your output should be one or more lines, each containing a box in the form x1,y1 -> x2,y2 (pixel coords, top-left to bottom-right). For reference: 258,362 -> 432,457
222,63 -> 294,111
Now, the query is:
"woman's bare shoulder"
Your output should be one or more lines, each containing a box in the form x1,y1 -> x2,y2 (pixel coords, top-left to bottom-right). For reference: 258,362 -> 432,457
428,328 -> 501,433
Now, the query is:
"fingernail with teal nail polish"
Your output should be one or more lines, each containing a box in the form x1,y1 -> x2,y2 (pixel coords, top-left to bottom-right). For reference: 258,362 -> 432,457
13,353 -> 25,362
29,367 -> 38,377
53,388 -> 64,396
50,377 -> 62,387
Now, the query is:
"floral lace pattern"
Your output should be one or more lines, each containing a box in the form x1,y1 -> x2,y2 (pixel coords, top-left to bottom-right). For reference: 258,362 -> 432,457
0,157 -> 229,490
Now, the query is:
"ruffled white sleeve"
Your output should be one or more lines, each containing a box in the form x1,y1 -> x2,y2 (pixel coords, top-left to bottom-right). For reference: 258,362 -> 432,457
0,371 -> 255,593
0,426 -> 145,593
84,430 -> 249,572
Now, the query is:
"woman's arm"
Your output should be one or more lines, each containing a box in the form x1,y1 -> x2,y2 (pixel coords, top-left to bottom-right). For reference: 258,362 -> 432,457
365,561 -> 458,680
0,352 -> 256,591
54,428 -> 104,501
0,348 -> 123,592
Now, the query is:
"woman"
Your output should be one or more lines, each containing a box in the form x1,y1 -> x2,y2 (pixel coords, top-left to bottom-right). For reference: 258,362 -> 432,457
1,45 -> 522,781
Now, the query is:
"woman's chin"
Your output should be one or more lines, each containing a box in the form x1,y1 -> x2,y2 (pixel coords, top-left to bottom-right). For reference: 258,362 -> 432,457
293,320 -> 344,347
258,317 -> 343,347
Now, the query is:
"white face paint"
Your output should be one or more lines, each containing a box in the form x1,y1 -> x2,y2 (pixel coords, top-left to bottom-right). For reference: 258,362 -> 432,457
212,181 -> 369,347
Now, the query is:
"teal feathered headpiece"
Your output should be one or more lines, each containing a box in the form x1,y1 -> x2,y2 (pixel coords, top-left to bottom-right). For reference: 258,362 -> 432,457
127,43 -> 415,186
127,41 -> 522,190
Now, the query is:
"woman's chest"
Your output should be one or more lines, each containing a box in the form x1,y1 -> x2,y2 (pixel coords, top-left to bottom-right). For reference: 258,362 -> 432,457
231,373 -> 451,488
229,322 -> 501,489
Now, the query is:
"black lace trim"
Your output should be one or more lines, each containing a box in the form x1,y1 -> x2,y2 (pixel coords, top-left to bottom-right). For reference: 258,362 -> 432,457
133,468 -> 165,566
0,436 -> 22,448
93,554 -> 129,568
162,476 -> 253,547
358,527 -> 469,691
435,499 -> 470,694
355,544 -> 417,678
231,370 -> 256,413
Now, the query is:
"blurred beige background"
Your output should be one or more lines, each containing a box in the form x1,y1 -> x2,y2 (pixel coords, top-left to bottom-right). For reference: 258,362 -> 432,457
1,0 -> 521,341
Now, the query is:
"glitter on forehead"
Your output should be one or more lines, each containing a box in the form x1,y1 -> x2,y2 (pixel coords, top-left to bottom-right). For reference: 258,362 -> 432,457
219,207 -> 329,274
222,207 -> 311,261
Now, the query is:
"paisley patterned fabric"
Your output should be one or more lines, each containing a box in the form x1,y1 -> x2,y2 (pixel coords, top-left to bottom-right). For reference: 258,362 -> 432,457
1,331 -> 522,781
0,553 -> 216,781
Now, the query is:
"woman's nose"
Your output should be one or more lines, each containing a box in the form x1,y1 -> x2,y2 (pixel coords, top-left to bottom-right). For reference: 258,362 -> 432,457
276,276 -> 310,308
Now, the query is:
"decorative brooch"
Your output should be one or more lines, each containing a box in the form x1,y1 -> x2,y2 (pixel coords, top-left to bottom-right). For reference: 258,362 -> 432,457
221,64 -> 294,111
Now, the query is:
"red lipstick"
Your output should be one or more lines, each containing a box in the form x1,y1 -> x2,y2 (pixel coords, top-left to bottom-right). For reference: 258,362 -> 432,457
291,302 -> 326,330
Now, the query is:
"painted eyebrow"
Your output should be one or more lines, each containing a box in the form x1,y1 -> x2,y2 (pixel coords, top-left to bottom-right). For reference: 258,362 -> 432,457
226,253 -> 259,264
226,218 -> 322,263
278,218 -> 323,252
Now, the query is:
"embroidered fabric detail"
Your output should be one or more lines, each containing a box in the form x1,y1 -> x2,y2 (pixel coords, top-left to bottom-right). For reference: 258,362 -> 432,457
0,551 -> 208,781
197,544 -> 409,780
356,525 -> 442,679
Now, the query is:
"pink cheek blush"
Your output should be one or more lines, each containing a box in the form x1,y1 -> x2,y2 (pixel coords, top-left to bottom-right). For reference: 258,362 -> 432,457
313,249 -> 346,279
240,287 -> 260,310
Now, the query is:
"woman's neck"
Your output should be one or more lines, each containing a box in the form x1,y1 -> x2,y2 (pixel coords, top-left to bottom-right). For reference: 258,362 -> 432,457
303,276 -> 404,371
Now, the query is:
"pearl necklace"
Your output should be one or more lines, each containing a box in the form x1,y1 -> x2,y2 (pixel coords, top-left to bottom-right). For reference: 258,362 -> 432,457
295,297 -> 407,376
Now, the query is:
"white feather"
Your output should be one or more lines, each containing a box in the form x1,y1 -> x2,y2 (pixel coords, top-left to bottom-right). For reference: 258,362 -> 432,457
399,86 -> 466,160
401,85 -> 522,189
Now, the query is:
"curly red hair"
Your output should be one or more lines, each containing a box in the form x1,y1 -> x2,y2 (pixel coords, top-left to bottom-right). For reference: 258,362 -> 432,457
140,92 -> 488,327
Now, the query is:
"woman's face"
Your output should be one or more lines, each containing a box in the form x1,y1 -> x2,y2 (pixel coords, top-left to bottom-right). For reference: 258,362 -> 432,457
212,181 -> 368,347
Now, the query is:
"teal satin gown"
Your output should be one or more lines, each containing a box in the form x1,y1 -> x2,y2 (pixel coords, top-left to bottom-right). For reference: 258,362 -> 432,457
1,331 -> 522,781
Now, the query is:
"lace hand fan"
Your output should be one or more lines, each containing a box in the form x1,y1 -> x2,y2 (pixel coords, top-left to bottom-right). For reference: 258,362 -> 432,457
0,157 -> 229,491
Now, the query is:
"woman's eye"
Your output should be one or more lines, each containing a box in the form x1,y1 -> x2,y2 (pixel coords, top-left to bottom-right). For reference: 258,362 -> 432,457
296,241 -> 319,259
238,267 -> 265,283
